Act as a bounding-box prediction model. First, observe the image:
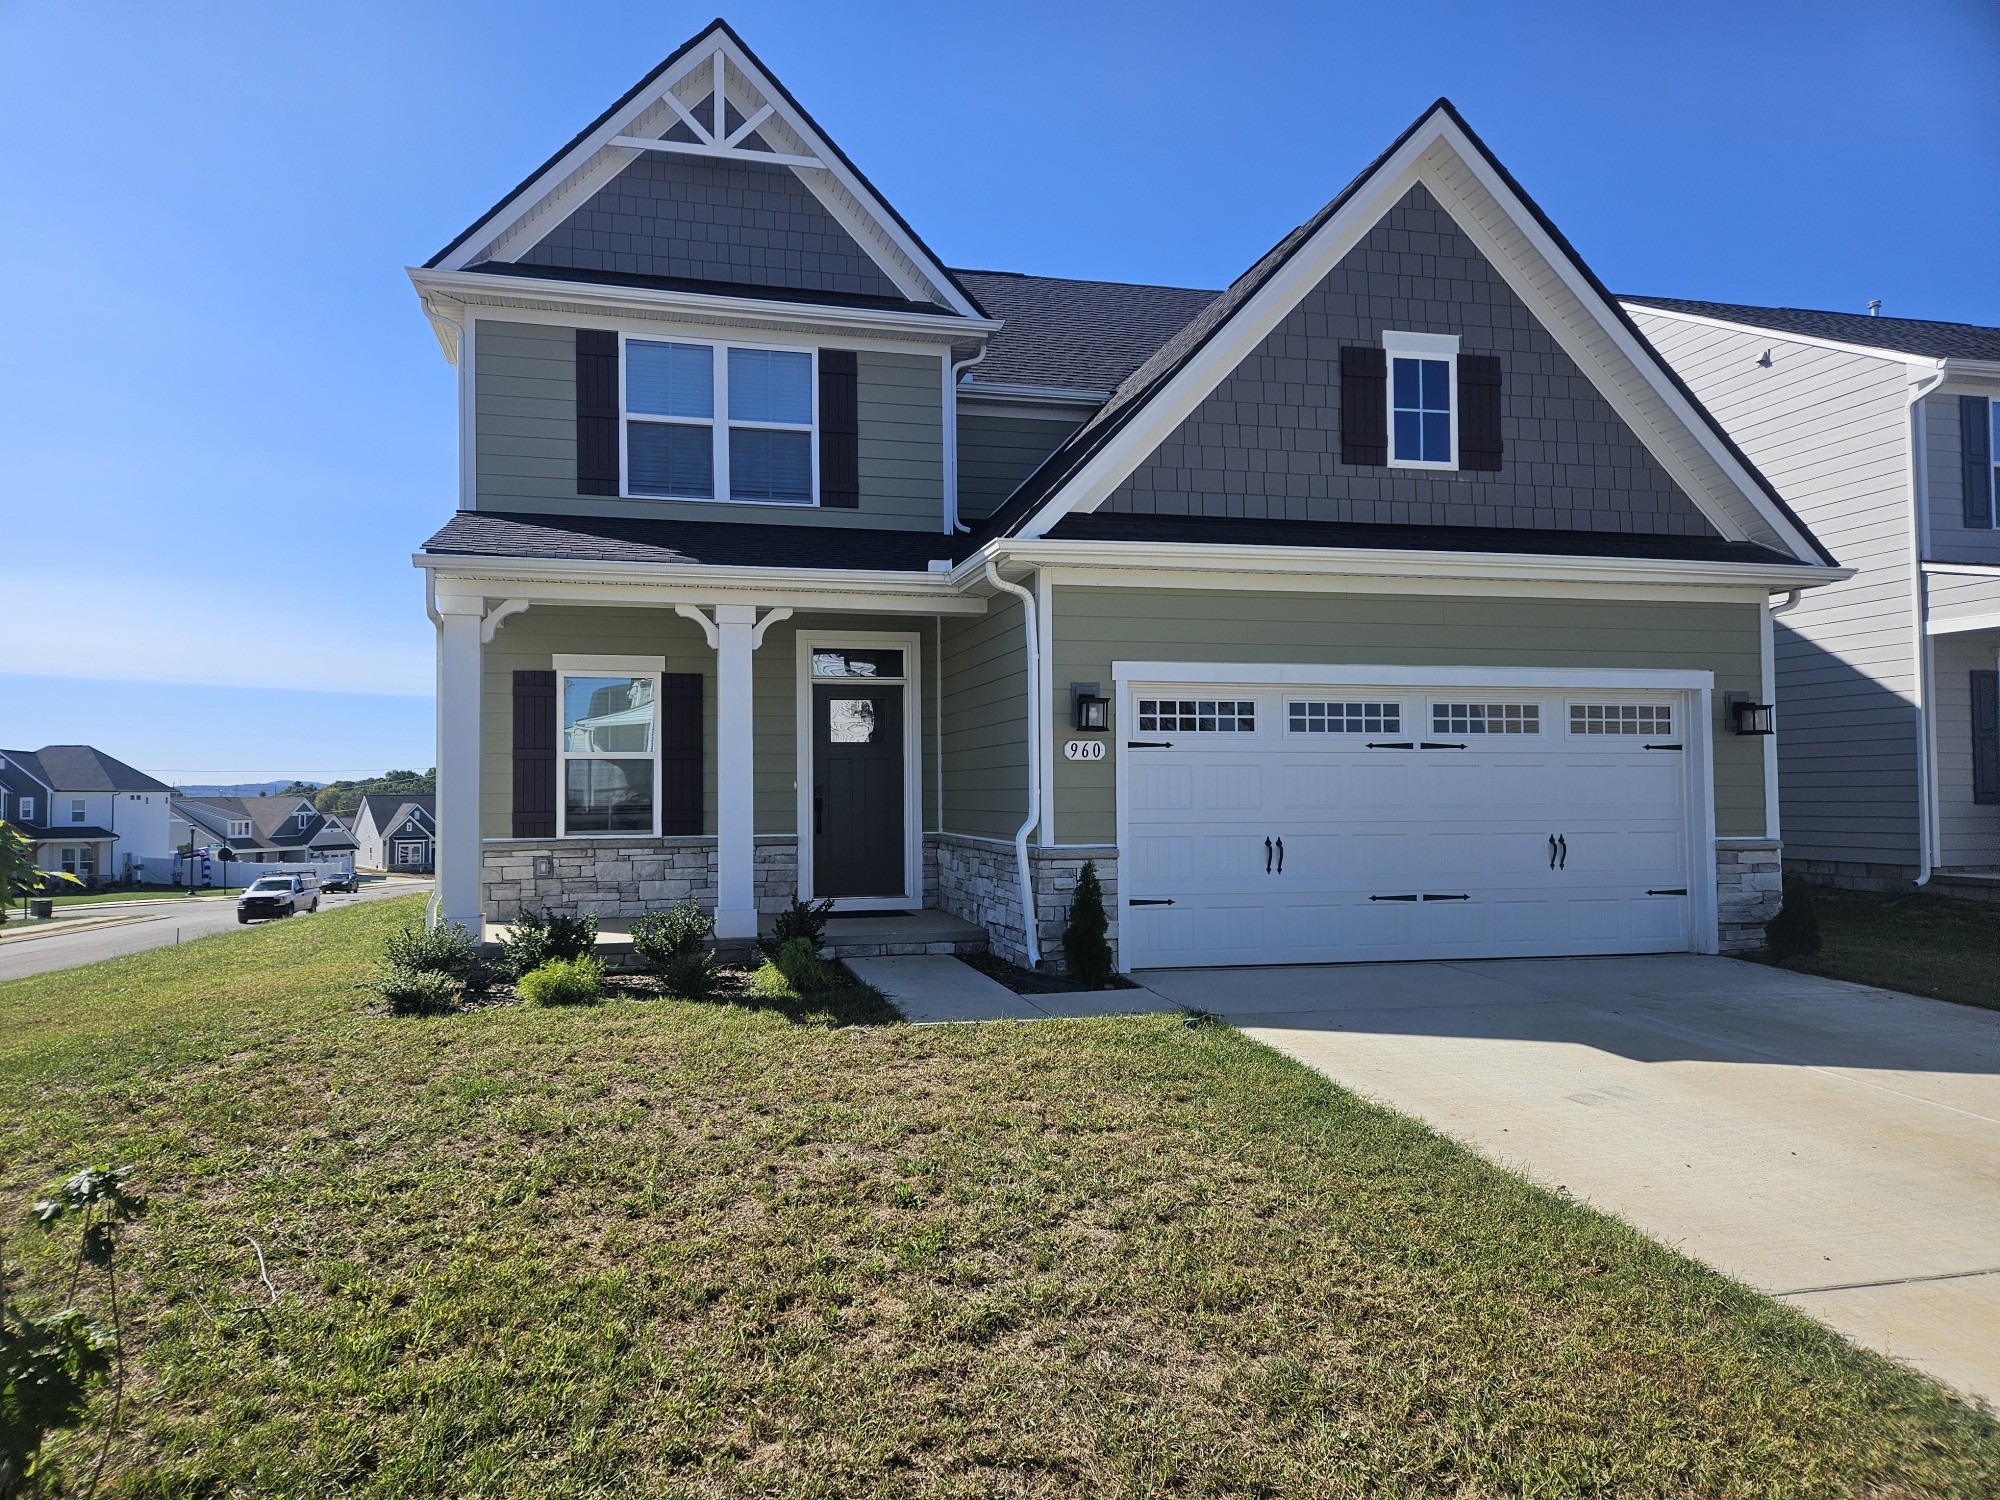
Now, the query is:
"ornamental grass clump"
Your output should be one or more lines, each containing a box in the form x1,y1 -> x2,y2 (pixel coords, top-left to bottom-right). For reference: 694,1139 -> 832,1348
517,954 -> 605,1007
748,936 -> 839,1000
630,901 -> 717,998
501,907 -> 598,977
370,967 -> 463,1017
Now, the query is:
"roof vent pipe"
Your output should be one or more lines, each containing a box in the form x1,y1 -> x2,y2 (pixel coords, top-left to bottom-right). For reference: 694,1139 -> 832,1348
1868,299 -> 1882,316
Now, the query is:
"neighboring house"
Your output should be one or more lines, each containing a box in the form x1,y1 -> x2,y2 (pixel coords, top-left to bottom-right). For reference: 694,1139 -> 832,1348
1627,299 -> 2000,890
0,745 -> 175,886
408,20 -> 1841,970
352,794 -> 436,872
171,796 -> 359,870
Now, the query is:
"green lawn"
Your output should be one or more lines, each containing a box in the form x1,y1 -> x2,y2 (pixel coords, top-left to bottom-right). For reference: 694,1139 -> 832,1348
1774,886 -> 2000,1012
33,885 -> 246,907
2,898 -> 1995,1496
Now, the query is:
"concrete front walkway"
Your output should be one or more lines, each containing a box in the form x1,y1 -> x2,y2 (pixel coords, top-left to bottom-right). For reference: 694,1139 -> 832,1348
1138,955 -> 2000,1407
847,954 -> 1179,1023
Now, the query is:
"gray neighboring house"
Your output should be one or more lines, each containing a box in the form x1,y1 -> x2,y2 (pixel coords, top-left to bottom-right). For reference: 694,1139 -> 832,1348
352,795 -> 435,873
1626,298 -> 2000,890
171,795 -> 360,871
0,745 -> 177,885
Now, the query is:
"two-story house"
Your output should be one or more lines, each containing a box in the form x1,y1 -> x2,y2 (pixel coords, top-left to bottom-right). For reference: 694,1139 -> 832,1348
410,20 -> 1842,970
352,794 -> 436,873
171,795 -> 360,871
0,745 -> 175,886
1627,299 -> 2000,892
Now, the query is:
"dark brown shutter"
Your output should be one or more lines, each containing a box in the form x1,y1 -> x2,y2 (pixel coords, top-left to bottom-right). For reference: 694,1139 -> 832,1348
1962,395 -> 1993,529
511,671 -> 557,838
1458,353 -> 1503,472
1974,671 -> 2000,805
1339,346 -> 1387,466
818,349 -> 859,508
659,673 -> 704,834
575,329 -> 619,497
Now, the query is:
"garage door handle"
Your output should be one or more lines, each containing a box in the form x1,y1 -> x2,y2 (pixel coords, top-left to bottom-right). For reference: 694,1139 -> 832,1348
1275,837 -> 1283,873
1126,740 -> 1173,749
1420,741 -> 1468,750
1369,893 -> 1419,902
1644,743 -> 1683,751
1558,834 -> 1567,870
1549,834 -> 1558,870
1421,893 -> 1469,902
1265,836 -> 1273,873
1647,888 -> 1688,897
1128,898 -> 1175,906
1366,741 -> 1414,750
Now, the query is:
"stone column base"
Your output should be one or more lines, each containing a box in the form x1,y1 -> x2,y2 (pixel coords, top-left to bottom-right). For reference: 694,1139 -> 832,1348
1715,838 -> 1782,953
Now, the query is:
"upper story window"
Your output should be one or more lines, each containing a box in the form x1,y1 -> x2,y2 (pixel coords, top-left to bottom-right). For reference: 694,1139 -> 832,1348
624,338 -> 815,505
18,797 -> 34,822
295,811 -> 312,830
559,671 -> 660,836
1384,331 -> 1459,468
70,799 -> 87,823
229,819 -> 251,839
1963,395 -> 1998,530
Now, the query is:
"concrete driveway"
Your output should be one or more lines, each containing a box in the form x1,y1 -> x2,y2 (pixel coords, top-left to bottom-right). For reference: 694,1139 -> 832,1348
1138,955 -> 2000,1407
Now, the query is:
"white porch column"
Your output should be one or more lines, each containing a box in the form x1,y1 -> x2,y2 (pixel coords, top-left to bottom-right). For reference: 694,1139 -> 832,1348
713,603 -> 759,938
436,595 -> 485,935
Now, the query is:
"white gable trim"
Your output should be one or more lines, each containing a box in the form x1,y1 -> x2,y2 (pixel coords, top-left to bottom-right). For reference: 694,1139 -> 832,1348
434,26 -> 981,321
1013,112 -> 1825,566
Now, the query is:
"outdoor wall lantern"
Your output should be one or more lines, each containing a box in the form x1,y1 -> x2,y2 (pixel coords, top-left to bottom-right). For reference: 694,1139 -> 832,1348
1726,694 -> 1774,736
1071,683 -> 1110,732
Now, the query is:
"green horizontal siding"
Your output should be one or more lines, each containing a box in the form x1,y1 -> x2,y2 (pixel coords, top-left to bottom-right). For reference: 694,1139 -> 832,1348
957,412 -> 1080,521
1049,585 -> 1767,843
940,598 -> 1030,839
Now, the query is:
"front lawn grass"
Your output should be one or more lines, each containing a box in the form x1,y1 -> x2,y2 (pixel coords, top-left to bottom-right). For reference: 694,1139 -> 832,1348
2,897 -> 1996,1496
1774,885 -> 2000,1012
34,885 -> 246,907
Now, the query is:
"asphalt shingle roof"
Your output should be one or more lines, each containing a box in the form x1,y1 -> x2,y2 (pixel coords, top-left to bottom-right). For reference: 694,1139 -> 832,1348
2,746 -> 171,794
424,511 -> 967,572
1621,296 -> 2000,362
949,269 -> 1219,395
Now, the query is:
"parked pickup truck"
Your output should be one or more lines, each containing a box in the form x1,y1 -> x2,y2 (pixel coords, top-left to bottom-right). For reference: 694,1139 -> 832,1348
237,873 -> 321,923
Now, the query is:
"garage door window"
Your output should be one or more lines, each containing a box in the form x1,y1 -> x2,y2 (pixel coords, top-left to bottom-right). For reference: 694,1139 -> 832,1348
1137,699 -> 1255,732
1569,703 -> 1673,736
1431,702 -> 1540,735
1288,700 -> 1401,734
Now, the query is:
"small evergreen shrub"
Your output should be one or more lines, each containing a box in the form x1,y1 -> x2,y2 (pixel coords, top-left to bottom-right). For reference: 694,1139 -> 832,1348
1765,875 -> 1823,961
383,920 -> 479,978
631,901 -> 718,997
372,967 -> 462,1016
517,954 -> 605,1006
502,907 -> 599,975
761,896 -> 835,958
749,936 -> 838,999
1062,860 -> 1115,989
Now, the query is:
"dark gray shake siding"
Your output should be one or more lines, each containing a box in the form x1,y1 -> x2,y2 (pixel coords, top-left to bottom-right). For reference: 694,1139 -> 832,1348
517,152 -> 906,301
1103,184 -> 1717,537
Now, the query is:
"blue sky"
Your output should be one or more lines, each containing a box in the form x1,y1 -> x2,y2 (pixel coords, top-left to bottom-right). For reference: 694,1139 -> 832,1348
2,0 -> 1995,781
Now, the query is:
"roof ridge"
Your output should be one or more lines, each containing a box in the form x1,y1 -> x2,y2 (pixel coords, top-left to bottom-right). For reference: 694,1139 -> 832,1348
952,266 -> 1221,295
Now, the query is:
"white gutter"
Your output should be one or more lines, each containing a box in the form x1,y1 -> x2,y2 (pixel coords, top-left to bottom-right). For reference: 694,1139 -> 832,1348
945,346 -> 988,535
983,561 -> 1043,966
1906,361 -> 1949,886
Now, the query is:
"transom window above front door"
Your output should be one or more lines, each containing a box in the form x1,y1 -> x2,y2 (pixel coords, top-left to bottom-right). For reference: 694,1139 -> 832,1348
1383,331 -> 1459,468
559,671 -> 660,835
624,337 -> 816,505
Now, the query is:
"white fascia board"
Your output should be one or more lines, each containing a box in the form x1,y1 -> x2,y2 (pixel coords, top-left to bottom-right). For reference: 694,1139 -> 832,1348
409,268 -> 997,347
1621,302 -> 1935,365
1926,611 -> 2000,636
1012,117 -> 1827,568
1112,661 -> 1715,692
956,537 -> 1849,595
416,554 -> 987,614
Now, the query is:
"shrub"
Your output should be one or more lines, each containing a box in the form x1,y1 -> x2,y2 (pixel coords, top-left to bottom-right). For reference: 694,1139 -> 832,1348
750,935 -> 838,999
1765,875 -> 1823,961
631,901 -> 717,997
502,907 -> 598,976
761,896 -> 834,958
371,967 -> 462,1016
383,920 -> 479,977
517,954 -> 605,1006
1062,860 -> 1115,989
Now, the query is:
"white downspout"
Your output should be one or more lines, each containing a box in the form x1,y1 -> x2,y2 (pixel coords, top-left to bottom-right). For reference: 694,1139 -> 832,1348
1907,362 -> 1948,886
946,348 -> 987,535
984,560 -> 1042,966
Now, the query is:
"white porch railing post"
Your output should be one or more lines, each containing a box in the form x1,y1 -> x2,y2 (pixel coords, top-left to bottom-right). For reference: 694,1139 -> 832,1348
435,596 -> 485,936
713,604 -> 758,938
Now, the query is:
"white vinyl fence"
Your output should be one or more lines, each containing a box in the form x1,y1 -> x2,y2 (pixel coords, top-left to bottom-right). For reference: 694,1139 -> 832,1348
140,855 -> 354,889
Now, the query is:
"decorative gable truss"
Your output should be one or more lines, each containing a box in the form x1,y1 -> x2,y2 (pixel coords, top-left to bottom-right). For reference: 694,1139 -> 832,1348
998,102 -> 1834,568
423,21 -> 981,321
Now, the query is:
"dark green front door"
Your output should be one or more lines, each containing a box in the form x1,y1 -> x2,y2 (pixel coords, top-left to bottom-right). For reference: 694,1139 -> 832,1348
812,683 -> 905,897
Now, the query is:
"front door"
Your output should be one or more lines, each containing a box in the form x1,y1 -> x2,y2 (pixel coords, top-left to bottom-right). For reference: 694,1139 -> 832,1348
812,682 -> 905,897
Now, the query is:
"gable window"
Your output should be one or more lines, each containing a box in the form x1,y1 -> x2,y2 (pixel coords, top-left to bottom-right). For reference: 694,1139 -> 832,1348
70,800 -> 87,823
295,810 -> 312,830
624,337 -> 815,505
559,670 -> 661,835
19,797 -> 35,822
1383,331 -> 1459,468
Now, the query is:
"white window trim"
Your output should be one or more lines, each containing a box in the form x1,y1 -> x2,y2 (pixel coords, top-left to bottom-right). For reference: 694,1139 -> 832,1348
556,664 -> 665,840
1383,330 -> 1460,471
70,800 -> 87,823
19,798 -> 34,822
618,332 -> 821,508
794,630 -> 923,910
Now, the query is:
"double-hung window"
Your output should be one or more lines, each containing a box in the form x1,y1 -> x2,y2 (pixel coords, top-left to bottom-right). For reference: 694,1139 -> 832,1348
70,799 -> 86,823
1384,331 -> 1459,468
558,670 -> 661,835
17,798 -> 33,823
625,338 -> 815,505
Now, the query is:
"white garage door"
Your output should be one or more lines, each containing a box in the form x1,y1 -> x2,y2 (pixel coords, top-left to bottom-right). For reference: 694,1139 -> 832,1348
1121,682 -> 1697,968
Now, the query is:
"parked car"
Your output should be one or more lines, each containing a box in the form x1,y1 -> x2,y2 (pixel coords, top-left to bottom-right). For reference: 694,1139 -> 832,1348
322,871 -> 359,893
237,873 -> 320,923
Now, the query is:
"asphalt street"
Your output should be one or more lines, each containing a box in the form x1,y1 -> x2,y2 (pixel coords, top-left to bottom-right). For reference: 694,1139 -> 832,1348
0,880 -> 430,983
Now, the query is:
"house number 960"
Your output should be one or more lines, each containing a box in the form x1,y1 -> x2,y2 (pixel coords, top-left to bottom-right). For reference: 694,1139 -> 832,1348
1063,740 -> 1107,761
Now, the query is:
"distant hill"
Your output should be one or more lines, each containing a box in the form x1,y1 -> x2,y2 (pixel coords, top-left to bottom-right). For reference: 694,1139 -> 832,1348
174,779 -> 324,799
